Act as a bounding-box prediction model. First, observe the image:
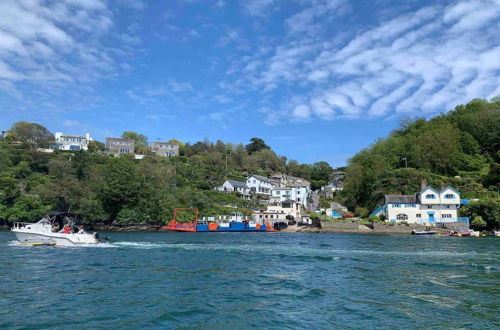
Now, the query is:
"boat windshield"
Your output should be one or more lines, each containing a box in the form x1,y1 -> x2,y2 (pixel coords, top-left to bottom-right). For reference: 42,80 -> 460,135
36,218 -> 51,225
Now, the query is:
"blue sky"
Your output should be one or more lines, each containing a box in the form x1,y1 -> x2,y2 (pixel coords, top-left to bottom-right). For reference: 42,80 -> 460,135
0,0 -> 499,167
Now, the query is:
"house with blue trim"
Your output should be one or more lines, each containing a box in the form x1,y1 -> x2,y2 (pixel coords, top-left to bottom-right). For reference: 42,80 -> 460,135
378,186 -> 469,226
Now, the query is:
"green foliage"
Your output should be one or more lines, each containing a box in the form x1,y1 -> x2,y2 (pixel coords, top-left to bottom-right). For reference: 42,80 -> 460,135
341,99 -> 500,220
459,199 -> 500,230
471,216 -> 487,230
368,215 -> 381,223
11,121 -> 54,149
0,196 -> 52,222
354,207 -> 369,218
121,131 -> 148,153
245,137 -> 270,154
0,134 -> 318,225
88,140 -> 105,153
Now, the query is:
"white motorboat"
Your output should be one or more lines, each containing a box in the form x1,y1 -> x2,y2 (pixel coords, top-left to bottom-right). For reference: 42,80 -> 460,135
11,211 -> 100,246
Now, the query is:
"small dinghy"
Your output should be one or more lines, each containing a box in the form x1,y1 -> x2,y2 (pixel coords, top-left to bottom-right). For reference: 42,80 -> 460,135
11,211 -> 101,246
411,229 -> 437,235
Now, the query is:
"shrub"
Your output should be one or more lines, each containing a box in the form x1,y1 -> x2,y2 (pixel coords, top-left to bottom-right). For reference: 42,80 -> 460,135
471,216 -> 487,230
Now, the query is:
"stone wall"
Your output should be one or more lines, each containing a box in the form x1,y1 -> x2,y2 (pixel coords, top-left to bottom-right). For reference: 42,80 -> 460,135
320,220 -> 469,234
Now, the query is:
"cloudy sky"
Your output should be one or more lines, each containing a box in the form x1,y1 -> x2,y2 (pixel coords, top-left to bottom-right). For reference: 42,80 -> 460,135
1,0 -> 499,166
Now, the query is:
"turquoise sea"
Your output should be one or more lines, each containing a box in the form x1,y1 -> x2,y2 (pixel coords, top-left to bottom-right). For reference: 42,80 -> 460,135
0,231 -> 499,329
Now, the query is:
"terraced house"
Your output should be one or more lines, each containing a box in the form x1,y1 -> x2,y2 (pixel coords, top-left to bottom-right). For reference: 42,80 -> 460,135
379,186 -> 468,225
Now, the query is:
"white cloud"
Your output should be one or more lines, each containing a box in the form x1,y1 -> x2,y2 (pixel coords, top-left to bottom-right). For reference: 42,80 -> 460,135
0,0 -> 144,102
233,0 -> 500,123
243,0 -> 277,16
292,104 -> 311,120
168,80 -> 193,92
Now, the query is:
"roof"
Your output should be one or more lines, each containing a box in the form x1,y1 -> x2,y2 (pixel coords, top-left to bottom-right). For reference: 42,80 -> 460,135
385,195 -> 418,204
249,174 -> 272,183
326,181 -> 343,188
227,180 -> 248,189
419,186 -> 440,195
58,134 -> 87,139
440,186 -> 460,194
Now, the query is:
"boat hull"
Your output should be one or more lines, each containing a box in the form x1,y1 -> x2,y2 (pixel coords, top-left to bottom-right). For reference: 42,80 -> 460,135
12,230 -> 98,246
411,231 -> 436,235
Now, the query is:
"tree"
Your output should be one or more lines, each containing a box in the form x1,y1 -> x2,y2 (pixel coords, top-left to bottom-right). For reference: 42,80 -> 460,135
354,207 -> 369,218
11,121 -> 54,149
88,140 -> 105,153
72,150 -> 89,180
245,137 -> 270,154
121,131 -> 148,153
471,216 -> 487,230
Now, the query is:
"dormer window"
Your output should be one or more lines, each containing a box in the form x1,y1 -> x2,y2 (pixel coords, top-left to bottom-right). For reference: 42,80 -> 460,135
425,194 -> 436,199
444,194 -> 455,199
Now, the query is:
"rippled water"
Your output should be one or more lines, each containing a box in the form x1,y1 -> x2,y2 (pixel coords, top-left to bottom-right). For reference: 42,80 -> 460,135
1,231 -> 499,329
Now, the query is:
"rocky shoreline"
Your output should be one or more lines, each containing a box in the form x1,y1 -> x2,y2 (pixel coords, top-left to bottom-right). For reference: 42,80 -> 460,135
1,221 -> 469,235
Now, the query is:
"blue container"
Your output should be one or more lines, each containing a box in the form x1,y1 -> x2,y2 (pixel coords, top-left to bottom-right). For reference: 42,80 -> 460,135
196,224 -> 208,232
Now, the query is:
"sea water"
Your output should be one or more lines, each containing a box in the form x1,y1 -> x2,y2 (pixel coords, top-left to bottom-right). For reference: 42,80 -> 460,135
0,231 -> 499,329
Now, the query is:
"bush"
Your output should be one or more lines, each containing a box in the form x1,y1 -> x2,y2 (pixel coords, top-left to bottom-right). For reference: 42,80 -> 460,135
459,198 -> 500,230
368,215 -> 381,223
471,216 -> 487,230
354,207 -> 369,218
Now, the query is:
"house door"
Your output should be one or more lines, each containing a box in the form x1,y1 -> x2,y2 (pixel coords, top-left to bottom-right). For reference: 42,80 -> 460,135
428,212 -> 435,223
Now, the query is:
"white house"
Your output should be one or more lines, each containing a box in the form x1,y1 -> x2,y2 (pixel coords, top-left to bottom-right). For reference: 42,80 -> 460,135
253,199 -> 303,225
270,184 -> 310,207
246,175 -> 275,195
53,132 -> 92,151
267,199 -> 303,220
214,180 -> 251,199
382,186 -> 466,225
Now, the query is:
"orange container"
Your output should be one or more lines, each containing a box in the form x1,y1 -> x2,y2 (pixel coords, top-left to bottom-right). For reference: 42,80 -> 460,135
208,223 -> 218,231
256,224 -> 261,229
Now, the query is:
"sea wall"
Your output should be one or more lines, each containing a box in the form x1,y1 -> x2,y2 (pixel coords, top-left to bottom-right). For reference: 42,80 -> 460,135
319,220 -> 469,234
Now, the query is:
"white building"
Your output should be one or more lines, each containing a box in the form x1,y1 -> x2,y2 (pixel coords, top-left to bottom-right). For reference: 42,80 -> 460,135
53,132 -> 92,151
270,184 -> 310,207
246,175 -> 275,195
252,200 -> 303,225
214,180 -> 251,199
382,186 -> 466,225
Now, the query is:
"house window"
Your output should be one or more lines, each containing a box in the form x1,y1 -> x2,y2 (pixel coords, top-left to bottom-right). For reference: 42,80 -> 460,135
446,205 -> 450,209
425,194 -> 435,199
416,214 -> 421,218
396,214 -> 408,221
427,205 -> 432,209
444,194 -> 455,199
442,214 -> 452,218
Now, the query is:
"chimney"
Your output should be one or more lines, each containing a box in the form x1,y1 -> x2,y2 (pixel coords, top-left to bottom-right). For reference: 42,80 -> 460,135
420,178 -> 427,191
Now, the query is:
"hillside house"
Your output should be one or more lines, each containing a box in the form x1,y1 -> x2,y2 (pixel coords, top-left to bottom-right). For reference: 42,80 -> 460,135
253,199 -> 303,225
151,142 -> 179,157
270,184 -> 310,207
246,175 -> 275,195
53,132 -> 92,151
270,173 -> 310,188
379,186 -> 468,225
105,138 -> 135,154
214,180 -> 251,199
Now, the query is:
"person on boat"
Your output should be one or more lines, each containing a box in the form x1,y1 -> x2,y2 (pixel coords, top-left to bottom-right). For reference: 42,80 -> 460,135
78,225 -> 84,234
52,224 -> 60,232
62,224 -> 71,234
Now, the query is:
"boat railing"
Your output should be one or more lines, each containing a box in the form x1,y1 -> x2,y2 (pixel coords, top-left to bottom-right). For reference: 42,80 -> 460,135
12,222 -> 33,229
